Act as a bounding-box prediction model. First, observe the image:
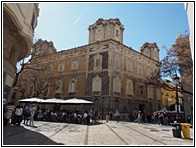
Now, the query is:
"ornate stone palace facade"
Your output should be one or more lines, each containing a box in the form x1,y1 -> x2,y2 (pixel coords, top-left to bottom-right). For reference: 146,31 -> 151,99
16,18 -> 161,116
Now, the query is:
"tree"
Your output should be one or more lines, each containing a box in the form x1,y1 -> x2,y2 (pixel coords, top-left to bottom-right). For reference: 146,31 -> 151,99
13,39 -> 52,88
145,33 -> 193,93
13,39 -> 56,98
17,68 -> 55,98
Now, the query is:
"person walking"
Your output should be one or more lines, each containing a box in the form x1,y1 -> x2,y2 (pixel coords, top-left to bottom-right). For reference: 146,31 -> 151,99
137,111 -> 142,124
4,102 -> 15,126
23,104 -> 31,125
29,105 -> 36,126
15,104 -> 23,126
86,111 -> 90,125
109,111 -> 113,120
115,110 -> 121,122
106,113 -> 109,122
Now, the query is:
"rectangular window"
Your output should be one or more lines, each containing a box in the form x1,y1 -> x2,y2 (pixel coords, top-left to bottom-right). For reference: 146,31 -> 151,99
113,79 -> 121,93
58,64 -> 64,72
69,82 -> 76,93
72,62 -> 78,70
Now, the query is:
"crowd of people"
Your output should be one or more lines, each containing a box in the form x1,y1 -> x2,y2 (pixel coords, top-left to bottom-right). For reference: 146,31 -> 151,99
3,102 -> 191,126
3,103 -> 37,126
3,102 -> 102,126
35,108 -> 101,124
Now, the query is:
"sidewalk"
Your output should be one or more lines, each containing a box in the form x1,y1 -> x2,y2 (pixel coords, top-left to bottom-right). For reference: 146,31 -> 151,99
3,121 -> 194,146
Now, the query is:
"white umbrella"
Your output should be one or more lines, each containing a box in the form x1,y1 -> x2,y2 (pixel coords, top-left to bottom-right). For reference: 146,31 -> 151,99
169,110 -> 184,114
18,97 -> 44,103
40,98 -> 67,104
64,98 -> 93,104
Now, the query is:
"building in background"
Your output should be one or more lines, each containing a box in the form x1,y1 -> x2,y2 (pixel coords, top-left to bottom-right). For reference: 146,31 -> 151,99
173,35 -> 193,122
161,80 -> 183,112
184,2 -> 194,122
3,3 -> 39,104
184,2 -> 194,60
15,18 -> 161,120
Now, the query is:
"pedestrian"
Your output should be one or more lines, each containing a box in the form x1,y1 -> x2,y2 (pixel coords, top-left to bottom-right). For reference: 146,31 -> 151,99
115,110 -> 120,122
29,105 -> 36,126
86,111 -> 90,125
159,112 -> 164,125
4,102 -> 15,126
165,114 -> 169,125
153,112 -> 158,124
106,113 -> 109,122
157,112 -> 161,125
137,111 -> 142,124
23,104 -> 31,125
109,111 -> 112,120
15,104 -> 23,126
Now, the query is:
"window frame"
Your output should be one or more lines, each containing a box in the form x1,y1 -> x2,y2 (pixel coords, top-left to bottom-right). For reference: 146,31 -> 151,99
58,64 -> 64,72
72,61 -> 78,70
93,53 -> 102,71
92,76 -> 102,92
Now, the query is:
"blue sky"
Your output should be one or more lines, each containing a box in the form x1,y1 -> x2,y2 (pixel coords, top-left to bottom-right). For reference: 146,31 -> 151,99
34,2 -> 189,61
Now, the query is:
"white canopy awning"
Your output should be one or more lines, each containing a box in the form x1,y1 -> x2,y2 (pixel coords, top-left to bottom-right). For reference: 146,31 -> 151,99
64,98 -> 93,104
41,98 -> 67,104
18,98 -> 44,103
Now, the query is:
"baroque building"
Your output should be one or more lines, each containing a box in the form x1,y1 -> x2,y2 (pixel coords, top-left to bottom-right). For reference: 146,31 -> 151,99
161,80 -> 183,111
16,18 -> 161,118
3,3 -> 39,105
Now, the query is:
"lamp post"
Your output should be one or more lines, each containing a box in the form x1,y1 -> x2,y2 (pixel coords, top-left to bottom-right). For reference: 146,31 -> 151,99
173,75 -> 180,122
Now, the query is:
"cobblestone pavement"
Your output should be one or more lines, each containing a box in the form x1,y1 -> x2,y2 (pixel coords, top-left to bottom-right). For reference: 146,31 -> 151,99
3,120 -> 194,146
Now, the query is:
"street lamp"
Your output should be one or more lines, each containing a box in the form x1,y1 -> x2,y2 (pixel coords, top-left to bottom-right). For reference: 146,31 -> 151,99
173,75 -> 180,122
